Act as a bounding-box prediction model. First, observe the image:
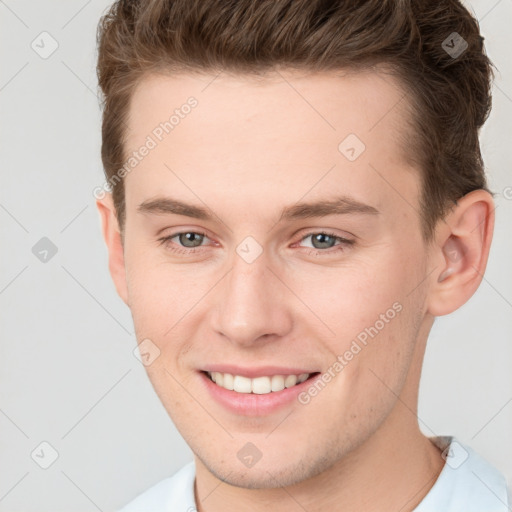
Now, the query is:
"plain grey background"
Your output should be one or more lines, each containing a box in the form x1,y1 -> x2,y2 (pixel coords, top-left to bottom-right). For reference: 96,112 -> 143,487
1,0 -> 511,510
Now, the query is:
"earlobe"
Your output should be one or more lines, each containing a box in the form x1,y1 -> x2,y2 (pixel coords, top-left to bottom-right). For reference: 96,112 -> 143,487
426,190 -> 494,316
96,194 -> 130,306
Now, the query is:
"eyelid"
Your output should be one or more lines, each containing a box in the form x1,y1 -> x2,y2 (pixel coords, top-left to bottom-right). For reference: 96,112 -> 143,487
157,229 -> 212,247
294,230 -> 354,249
296,227 -> 353,241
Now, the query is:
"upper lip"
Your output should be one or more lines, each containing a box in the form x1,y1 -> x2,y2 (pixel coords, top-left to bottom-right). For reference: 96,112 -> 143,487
201,365 -> 318,378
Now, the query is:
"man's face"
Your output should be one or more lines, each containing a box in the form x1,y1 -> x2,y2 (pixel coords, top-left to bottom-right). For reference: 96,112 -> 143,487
118,68 -> 435,487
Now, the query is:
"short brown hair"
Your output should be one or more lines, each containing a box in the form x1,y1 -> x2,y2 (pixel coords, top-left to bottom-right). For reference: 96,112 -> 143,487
96,0 -> 495,243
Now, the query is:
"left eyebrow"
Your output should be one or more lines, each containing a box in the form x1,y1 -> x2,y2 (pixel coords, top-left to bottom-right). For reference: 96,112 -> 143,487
278,195 -> 380,221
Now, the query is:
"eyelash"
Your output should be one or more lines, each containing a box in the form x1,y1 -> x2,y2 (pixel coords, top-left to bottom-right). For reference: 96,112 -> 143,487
157,230 -> 355,257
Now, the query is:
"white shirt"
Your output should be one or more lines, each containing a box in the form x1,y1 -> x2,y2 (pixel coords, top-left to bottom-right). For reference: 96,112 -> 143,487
118,436 -> 511,511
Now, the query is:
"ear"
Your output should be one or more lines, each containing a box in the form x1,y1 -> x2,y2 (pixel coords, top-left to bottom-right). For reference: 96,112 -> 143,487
96,193 -> 129,306
426,189 -> 495,316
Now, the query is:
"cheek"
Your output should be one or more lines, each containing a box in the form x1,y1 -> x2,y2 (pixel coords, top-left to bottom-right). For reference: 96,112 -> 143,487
124,244 -> 200,332
297,249 -> 423,397
124,248 -> 206,386
294,257 -> 410,344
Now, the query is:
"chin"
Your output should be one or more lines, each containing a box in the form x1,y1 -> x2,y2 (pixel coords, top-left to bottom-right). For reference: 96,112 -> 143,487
198,452 -> 329,490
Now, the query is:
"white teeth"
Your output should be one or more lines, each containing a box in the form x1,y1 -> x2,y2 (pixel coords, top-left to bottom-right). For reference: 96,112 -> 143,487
223,373 -> 234,390
284,375 -> 297,388
297,373 -> 309,383
251,376 -> 271,394
271,375 -> 285,392
233,375 -> 252,393
207,372 -> 310,394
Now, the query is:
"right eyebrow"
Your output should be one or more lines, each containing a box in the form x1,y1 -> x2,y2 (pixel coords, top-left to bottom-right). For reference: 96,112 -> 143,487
137,197 -> 212,220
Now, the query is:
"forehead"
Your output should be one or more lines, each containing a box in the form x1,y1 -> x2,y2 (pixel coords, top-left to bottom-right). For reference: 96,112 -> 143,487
123,68 -> 420,231
127,67 -> 411,147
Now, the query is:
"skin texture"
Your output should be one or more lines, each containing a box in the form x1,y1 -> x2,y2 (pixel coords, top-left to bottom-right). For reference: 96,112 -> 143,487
97,68 -> 494,512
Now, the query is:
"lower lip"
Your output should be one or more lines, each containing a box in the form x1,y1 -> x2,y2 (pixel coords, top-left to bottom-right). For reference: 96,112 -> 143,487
199,371 -> 320,416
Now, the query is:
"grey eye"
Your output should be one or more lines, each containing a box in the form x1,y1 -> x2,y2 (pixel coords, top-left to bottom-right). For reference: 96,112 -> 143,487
177,232 -> 205,248
308,233 -> 338,249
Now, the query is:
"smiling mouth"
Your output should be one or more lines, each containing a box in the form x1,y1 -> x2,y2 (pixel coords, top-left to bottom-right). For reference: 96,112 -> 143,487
203,371 -> 320,394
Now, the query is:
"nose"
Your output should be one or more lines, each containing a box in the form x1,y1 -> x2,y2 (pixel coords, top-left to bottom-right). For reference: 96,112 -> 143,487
210,247 -> 293,348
